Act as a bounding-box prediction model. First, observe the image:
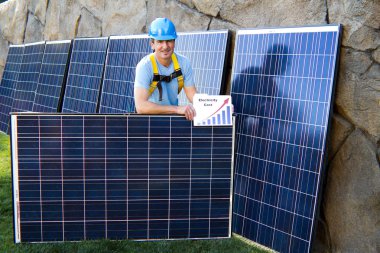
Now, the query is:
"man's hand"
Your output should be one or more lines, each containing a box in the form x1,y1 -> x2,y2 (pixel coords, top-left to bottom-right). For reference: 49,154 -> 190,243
177,104 -> 196,120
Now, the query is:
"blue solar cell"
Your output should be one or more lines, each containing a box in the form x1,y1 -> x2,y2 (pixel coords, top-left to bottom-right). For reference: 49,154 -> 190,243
0,45 -> 24,134
11,42 -> 45,113
231,25 -> 341,253
11,114 -> 233,242
62,38 -> 108,113
176,30 -> 230,105
98,31 -> 230,113
32,40 -> 72,112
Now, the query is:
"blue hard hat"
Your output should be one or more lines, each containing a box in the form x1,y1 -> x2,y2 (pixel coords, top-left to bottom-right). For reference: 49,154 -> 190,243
149,18 -> 177,40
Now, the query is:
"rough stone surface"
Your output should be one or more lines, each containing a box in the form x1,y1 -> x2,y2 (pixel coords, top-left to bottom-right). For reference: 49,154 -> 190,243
27,0 -> 48,25
219,0 -> 326,28
102,0 -> 146,36
178,0 -> 195,9
24,12 -> 44,43
340,47 -> 372,74
328,0 -> 380,50
43,0 -> 60,40
328,114 -> 354,161
335,65 -> 380,140
78,0 -> 104,20
57,0 -> 82,39
324,129 -> 380,253
77,7 -> 102,37
192,0 -> 222,17
0,36 -> 8,79
373,47 -> 380,64
146,0 -> 210,33
0,0 -> 27,44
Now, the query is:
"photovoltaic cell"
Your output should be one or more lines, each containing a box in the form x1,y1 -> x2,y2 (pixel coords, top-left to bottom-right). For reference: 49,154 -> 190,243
11,114 -> 234,243
11,41 -> 45,113
230,25 -> 341,253
62,37 -> 108,113
0,45 -> 24,134
98,31 -> 230,113
99,35 -> 151,113
176,30 -> 230,106
32,40 -> 72,112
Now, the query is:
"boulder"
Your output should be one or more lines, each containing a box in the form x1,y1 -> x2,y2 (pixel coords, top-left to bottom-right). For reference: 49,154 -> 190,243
0,36 -> 8,79
0,0 -> 27,44
328,114 -> 354,161
27,0 -> 48,25
335,64 -> 380,140
218,0 -> 326,28
340,47 -> 372,74
324,129 -> 380,252
192,0 -> 222,17
24,12 -> 44,43
146,0 -> 210,33
78,0 -> 104,20
327,0 -> 380,50
77,7 -> 102,37
102,0 -> 146,36
373,47 -> 380,64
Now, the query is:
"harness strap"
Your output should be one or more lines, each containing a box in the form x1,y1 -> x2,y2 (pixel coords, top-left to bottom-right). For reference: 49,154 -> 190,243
148,53 -> 184,101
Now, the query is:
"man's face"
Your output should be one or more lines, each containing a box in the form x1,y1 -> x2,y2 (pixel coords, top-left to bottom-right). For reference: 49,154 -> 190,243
151,39 -> 175,62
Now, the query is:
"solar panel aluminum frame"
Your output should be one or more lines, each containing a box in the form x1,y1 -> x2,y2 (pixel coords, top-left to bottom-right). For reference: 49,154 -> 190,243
230,25 -> 342,253
32,40 -> 72,113
10,113 -> 236,243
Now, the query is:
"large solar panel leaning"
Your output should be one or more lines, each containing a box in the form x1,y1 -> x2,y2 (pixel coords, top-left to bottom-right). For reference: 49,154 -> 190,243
0,45 -> 24,134
230,25 -> 341,253
11,41 -> 45,113
98,30 -> 230,113
32,40 -> 72,112
99,35 -> 151,113
61,37 -> 108,113
176,30 -> 230,106
11,114 -> 234,242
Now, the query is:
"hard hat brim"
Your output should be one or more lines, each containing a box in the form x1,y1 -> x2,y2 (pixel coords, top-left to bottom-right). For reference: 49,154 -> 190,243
149,34 -> 177,40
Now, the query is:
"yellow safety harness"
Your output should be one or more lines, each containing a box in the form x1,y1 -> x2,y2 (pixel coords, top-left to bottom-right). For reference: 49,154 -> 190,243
148,53 -> 184,101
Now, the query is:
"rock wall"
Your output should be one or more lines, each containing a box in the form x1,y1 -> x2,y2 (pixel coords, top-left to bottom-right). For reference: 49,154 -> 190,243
0,0 -> 379,252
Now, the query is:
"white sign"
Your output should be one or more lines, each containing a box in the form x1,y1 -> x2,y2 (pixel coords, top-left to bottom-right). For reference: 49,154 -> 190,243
193,94 -> 233,126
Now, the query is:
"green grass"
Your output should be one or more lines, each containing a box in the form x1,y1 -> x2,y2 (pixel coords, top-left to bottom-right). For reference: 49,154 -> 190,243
0,132 -> 270,253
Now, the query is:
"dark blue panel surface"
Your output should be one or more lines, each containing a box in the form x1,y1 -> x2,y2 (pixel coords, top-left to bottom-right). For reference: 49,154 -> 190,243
0,45 -> 24,134
11,42 -> 45,113
62,38 -> 108,113
99,35 -> 151,113
231,25 -> 341,253
32,40 -> 71,112
175,31 -> 230,105
11,114 -> 233,242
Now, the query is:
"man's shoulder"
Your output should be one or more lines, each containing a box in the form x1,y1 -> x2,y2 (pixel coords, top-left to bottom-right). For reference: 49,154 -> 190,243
174,52 -> 191,67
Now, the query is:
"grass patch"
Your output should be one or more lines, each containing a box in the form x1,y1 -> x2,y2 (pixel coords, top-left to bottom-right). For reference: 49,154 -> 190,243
0,132 -> 269,253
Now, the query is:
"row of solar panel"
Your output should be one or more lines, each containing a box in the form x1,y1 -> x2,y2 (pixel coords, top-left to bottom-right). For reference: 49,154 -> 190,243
9,25 -> 342,253
0,31 -> 231,134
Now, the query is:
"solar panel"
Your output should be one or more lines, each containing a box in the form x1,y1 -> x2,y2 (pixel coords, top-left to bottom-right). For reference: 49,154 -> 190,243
230,25 -> 341,253
11,114 -> 234,243
98,31 -> 230,113
0,45 -> 24,134
176,30 -> 230,105
99,35 -> 151,113
62,37 -> 108,113
11,41 -> 45,113
32,40 -> 72,112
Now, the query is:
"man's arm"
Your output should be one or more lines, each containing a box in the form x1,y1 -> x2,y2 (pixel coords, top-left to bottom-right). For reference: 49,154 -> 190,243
134,86 -> 196,120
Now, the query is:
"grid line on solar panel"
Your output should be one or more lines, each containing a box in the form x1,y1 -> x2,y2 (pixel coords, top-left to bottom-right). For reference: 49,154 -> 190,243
230,25 -> 341,253
32,40 -> 72,113
11,114 -> 234,242
0,45 -> 24,134
11,41 -> 45,114
62,37 -> 108,113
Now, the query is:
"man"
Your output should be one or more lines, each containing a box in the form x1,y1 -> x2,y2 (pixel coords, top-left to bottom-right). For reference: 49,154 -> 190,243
134,18 -> 197,120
